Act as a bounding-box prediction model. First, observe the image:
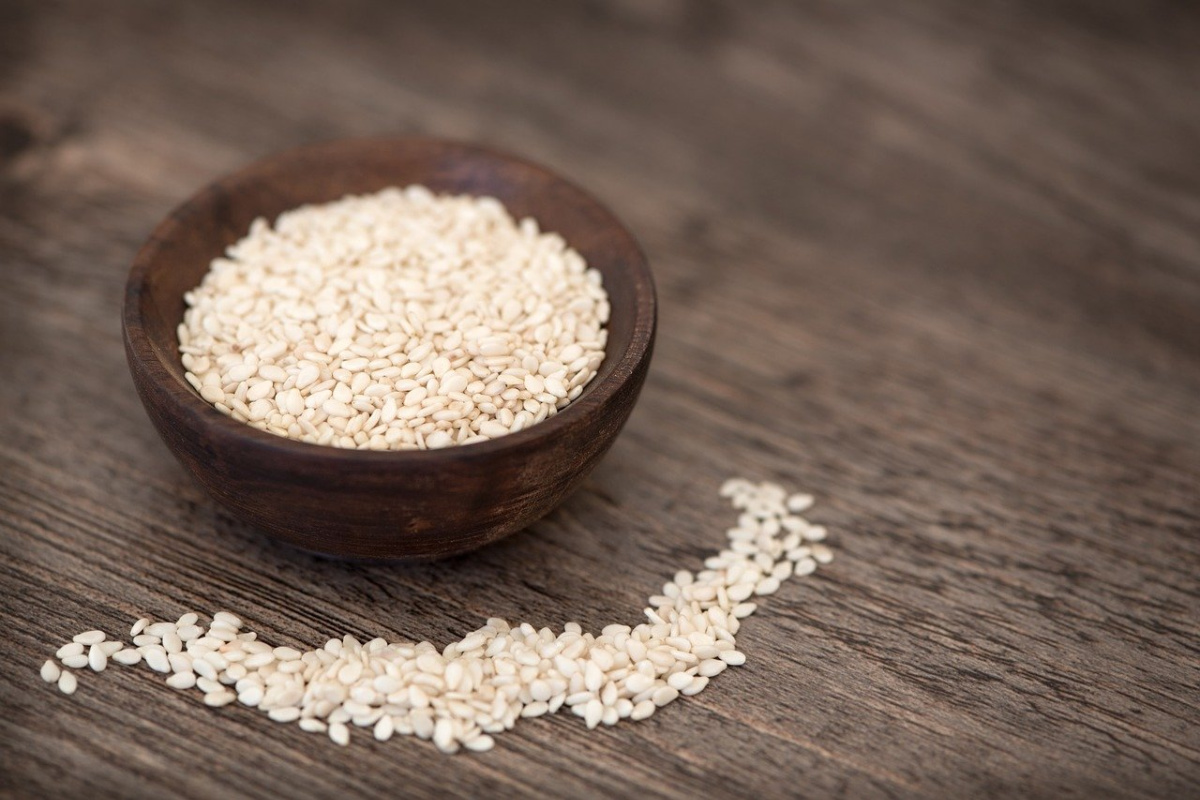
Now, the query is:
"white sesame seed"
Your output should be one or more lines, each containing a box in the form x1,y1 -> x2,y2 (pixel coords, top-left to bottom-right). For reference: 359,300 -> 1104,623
130,618 -> 150,637
373,715 -> 394,742
192,658 -> 218,681
754,577 -> 781,596
87,644 -> 108,672
61,654 -> 89,670
719,650 -> 746,666
213,612 -> 243,629
98,641 -> 124,656
58,671 -> 77,695
180,189 -> 608,452
40,660 -> 61,683
38,478 -> 833,756
786,493 -> 814,512
143,648 -> 170,673
630,700 -> 656,721
176,625 -> 203,642
804,525 -> 827,542
811,544 -> 834,564
55,642 -> 83,660
464,734 -> 494,752
196,676 -> 223,694
73,631 -> 105,646
666,672 -> 692,691
166,672 -> 196,690
112,649 -> 142,666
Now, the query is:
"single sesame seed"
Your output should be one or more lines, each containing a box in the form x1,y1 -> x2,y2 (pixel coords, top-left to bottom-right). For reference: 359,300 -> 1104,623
143,649 -> 171,673
328,722 -> 350,746
73,631 -> 105,646
166,672 -> 197,690
87,645 -> 108,672
786,493 -> 814,512
112,649 -> 142,666
40,660 -> 61,683
60,654 -> 89,670
58,671 -> 77,695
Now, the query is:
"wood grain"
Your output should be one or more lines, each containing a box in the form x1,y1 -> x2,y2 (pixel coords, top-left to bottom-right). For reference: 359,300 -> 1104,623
1,0 -> 1198,797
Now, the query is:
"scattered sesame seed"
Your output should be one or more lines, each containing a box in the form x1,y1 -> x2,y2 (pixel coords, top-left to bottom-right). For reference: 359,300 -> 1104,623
40,660 -> 60,683
60,654 -> 89,670
166,672 -> 197,690
38,479 -> 832,754
112,649 -> 142,666
55,642 -> 84,660
87,645 -> 108,672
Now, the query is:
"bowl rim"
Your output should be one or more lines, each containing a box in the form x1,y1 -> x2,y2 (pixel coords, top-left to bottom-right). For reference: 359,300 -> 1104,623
123,136 -> 656,467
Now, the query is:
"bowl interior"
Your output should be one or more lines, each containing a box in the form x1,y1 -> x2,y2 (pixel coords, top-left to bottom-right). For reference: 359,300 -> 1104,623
133,138 -> 650,447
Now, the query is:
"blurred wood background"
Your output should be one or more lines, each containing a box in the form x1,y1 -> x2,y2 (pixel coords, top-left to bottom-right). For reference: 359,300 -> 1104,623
1,1 -> 1197,797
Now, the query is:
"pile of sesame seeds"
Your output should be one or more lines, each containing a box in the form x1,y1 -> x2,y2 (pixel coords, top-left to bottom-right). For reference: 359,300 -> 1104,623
178,186 -> 609,451
40,479 -> 833,753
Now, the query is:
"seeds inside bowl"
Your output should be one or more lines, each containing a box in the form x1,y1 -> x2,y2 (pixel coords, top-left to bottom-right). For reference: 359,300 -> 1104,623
178,186 -> 609,450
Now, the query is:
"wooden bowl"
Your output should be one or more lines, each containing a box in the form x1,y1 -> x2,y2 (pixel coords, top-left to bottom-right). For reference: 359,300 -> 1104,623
123,138 -> 655,559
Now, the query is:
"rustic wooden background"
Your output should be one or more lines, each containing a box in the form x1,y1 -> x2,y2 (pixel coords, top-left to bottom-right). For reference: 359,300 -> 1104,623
1,1 -> 1197,797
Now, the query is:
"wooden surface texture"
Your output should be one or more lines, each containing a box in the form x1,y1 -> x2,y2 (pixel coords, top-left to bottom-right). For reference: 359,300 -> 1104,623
1,1 -> 1198,797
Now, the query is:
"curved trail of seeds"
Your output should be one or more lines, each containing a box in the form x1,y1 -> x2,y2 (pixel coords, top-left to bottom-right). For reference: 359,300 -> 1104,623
39,479 -> 833,753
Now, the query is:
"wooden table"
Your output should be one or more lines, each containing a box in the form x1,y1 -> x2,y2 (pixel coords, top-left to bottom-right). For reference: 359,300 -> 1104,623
2,1 -> 1197,797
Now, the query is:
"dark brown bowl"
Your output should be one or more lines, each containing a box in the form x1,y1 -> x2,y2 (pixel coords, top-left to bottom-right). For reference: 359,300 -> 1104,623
123,137 -> 655,559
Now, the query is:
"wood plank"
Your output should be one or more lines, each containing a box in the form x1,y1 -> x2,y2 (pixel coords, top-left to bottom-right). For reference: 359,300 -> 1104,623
1,0 -> 1197,797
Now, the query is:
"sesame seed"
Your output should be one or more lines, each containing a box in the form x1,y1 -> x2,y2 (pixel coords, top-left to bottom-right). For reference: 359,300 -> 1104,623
112,649 -> 142,666
60,654 -> 89,670
179,188 -> 608,452
55,642 -> 84,660
786,493 -> 814,512
88,644 -> 108,672
143,648 -> 170,673
40,660 -> 61,683
39,479 -> 832,755
166,672 -> 197,690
